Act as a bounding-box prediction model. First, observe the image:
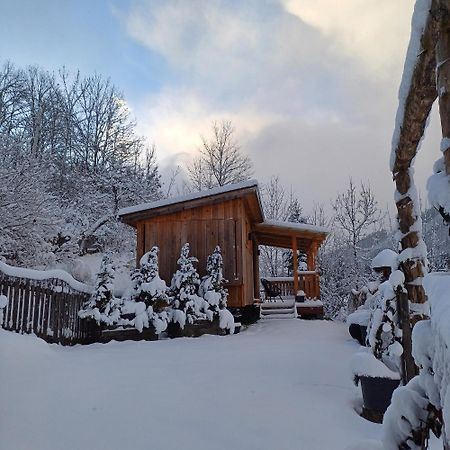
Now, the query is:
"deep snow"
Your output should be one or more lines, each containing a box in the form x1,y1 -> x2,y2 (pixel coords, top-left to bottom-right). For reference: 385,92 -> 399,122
0,319 -> 428,450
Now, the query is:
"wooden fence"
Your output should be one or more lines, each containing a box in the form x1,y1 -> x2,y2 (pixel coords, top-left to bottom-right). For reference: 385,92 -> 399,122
0,270 -> 96,345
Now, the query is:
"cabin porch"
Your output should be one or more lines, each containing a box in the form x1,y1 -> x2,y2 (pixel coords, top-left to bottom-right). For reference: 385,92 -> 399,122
250,221 -> 327,319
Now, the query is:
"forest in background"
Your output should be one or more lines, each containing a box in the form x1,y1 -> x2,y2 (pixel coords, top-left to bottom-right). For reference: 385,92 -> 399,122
1,61 -> 448,318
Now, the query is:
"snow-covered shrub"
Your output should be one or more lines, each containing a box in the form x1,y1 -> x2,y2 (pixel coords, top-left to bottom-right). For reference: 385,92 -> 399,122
128,246 -> 169,333
427,155 -> 450,224
383,273 -> 450,448
351,270 -> 405,384
199,246 -> 228,319
170,243 -> 208,328
383,319 -> 442,449
78,254 -> 121,325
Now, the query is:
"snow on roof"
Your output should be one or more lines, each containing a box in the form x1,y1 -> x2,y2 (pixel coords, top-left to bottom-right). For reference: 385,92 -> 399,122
0,261 -> 93,294
370,249 -> 398,269
118,179 -> 260,217
261,220 -> 329,234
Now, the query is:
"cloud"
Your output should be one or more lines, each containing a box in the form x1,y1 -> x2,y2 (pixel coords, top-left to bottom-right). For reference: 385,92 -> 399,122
117,0 -> 440,214
280,0 -> 415,78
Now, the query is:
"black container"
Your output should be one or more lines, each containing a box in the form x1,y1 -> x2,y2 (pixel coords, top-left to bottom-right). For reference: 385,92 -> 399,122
349,323 -> 368,346
359,325 -> 367,346
360,376 -> 400,416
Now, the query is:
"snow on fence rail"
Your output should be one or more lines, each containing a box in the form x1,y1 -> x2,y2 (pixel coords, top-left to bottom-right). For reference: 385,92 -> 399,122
0,262 -> 96,345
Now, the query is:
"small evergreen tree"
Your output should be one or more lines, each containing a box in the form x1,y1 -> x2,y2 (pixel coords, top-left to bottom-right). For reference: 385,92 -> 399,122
365,271 -> 404,373
130,246 -> 169,333
79,254 -> 120,325
199,246 -> 228,319
170,243 -> 207,327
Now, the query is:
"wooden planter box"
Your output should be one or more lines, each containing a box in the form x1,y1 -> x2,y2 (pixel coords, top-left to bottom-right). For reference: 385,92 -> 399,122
167,318 -> 227,338
94,323 -> 159,344
296,304 -> 324,319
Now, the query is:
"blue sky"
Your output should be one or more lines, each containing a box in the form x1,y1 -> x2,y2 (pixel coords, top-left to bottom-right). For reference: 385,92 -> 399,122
0,0 -> 441,213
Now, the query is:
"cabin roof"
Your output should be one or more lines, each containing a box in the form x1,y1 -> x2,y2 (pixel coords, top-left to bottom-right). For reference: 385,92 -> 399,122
253,220 -> 329,251
118,179 -> 264,225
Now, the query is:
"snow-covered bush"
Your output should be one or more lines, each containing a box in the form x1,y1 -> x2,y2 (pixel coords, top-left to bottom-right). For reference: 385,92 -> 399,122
347,249 -> 398,332
383,319 -> 442,449
78,254 -> 121,325
199,246 -> 228,319
351,270 -> 405,384
170,243 -> 208,328
383,273 -> 450,449
128,246 -> 169,333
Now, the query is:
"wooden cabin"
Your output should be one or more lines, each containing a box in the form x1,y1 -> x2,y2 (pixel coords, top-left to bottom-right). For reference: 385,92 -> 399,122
118,180 -> 328,312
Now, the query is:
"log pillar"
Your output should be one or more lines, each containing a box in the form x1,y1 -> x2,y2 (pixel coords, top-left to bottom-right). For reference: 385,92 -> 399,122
292,236 -> 299,295
437,0 -> 450,224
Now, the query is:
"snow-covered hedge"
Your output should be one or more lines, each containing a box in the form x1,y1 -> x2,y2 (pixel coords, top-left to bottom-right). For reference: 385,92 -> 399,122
383,273 -> 450,448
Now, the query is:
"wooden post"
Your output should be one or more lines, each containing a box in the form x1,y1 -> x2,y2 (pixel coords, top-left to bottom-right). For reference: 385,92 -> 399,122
252,234 -> 260,300
307,241 -> 318,271
292,236 -> 299,296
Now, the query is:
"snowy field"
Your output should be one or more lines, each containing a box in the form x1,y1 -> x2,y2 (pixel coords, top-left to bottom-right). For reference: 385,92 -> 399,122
0,319 -> 438,450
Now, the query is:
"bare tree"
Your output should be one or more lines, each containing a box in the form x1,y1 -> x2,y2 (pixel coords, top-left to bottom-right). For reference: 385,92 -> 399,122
188,120 -> 253,190
259,176 -> 289,276
332,179 -> 381,263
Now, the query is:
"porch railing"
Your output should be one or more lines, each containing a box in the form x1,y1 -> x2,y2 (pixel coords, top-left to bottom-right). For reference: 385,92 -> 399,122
264,272 -> 320,300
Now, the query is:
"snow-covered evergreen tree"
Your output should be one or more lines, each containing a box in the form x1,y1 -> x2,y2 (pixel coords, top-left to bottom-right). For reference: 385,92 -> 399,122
78,254 -> 121,325
199,246 -> 228,319
170,243 -> 208,327
129,246 -> 169,333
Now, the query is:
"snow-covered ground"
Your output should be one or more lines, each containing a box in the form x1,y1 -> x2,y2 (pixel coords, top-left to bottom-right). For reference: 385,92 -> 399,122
0,319 -> 438,450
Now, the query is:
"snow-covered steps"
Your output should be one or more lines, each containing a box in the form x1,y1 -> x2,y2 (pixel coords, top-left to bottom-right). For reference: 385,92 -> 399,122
260,301 -> 296,319
261,312 -> 297,320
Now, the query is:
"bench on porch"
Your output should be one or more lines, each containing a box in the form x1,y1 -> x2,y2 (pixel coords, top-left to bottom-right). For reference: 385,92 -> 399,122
262,276 -> 324,319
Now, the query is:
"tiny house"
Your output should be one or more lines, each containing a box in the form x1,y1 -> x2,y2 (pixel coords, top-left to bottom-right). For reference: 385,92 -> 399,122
118,180 -> 328,313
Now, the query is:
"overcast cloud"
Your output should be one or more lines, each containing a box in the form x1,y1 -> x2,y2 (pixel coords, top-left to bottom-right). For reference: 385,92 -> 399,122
115,0 -> 441,213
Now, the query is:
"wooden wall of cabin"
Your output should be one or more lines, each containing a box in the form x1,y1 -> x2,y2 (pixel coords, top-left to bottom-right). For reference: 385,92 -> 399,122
134,198 -> 256,308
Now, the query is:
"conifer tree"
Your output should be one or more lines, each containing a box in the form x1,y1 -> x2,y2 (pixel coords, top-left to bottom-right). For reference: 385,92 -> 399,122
79,254 -> 120,325
170,243 -> 207,326
199,246 -> 228,319
130,246 -> 169,333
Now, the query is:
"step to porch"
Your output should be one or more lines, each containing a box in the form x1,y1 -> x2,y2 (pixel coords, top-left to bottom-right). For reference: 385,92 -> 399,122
260,301 -> 296,319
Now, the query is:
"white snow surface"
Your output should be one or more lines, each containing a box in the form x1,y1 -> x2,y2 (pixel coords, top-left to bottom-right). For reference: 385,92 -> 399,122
0,260 -> 93,294
390,0 -> 432,170
350,350 -> 401,380
118,179 -> 259,217
262,219 -> 329,234
370,249 -> 398,270
427,166 -> 450,217
1,320 -> 387,450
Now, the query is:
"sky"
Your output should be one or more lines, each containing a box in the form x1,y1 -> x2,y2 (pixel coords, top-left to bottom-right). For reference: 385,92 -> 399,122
0,0 -> 442,215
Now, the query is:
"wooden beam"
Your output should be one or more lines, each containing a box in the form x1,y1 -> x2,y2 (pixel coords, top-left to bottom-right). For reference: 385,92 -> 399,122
292,236 -> 299,296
